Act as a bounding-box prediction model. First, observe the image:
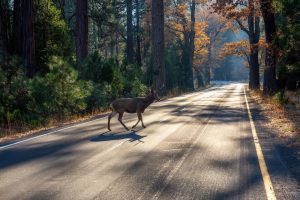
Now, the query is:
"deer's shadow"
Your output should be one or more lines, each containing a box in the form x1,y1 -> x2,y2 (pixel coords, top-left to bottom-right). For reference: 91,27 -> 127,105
90,129 -> 146,143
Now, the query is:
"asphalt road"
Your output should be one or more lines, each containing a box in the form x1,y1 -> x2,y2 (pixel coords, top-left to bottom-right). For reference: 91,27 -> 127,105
0,83 -> 299,200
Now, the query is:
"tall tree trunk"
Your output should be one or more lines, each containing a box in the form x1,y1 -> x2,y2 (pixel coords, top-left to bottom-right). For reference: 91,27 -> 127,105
76,0 -> 88,67
205,44 -> 212,85
182,32 -> 193,90
180,1 -> 195,91
21,0 -> 36,77
0,1 -> 7,53
189,0 -> 196,90
126,0 -> 134,63
260,0 -> 277,94
0,1 -> 10,53
247,0 -> 260,90
135,0 -> 142,67
234,0 -> 261,90
152,0 -> 165,94
12,0 -> 22,55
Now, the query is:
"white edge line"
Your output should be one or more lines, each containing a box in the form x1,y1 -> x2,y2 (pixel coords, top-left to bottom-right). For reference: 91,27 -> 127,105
243,87 -> 277,200
0,116 -> 106,151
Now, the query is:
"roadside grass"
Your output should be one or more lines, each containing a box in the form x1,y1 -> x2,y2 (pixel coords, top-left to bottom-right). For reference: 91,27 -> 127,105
0,108 -> 111,142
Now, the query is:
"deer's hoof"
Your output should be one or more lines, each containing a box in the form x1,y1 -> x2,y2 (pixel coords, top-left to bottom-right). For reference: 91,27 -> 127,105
108,128 -> 111,131
143,126 -> 146,128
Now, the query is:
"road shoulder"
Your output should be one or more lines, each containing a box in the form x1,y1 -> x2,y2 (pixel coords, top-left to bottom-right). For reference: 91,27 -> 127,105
246,90 -> 300,199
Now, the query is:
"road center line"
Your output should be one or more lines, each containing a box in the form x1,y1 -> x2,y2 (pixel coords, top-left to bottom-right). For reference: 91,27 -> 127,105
243,87 -> 277,200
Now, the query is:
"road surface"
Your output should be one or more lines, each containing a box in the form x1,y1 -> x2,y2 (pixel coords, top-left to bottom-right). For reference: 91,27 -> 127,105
0,83 -> 299,200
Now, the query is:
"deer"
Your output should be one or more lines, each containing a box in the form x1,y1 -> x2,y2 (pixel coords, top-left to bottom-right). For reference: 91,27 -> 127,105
107,87 -> 160,131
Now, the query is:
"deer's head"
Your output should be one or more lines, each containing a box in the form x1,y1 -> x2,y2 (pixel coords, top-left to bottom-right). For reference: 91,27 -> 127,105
148,86 -> 160,101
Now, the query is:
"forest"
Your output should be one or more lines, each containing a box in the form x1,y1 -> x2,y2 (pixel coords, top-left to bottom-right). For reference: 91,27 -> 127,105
0,0 -> 299,135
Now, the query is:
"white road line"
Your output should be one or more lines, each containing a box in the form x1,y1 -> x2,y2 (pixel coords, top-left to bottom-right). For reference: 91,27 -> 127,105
0,117 -> 104,151
243,87 -> 277,200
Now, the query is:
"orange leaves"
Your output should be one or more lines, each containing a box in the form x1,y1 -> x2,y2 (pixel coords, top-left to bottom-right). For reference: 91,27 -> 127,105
176,4 -> 188,17
220,40 -> 250,58
194,22 -> 210,49
212,0 -> 261,20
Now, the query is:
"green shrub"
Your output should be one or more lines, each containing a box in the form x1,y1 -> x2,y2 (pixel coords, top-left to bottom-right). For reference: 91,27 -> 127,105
86,83 -> 112,111
273,91 -> 289,105
81,52 -> 114,83
0,54 -> 29,126
34,0 -> 74,73
82,53 -> 146,99
130,77 -> 148,96
28,57 -> 93,119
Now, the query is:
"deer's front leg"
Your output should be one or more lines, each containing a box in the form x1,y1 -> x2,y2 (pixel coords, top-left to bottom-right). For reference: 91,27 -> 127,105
138,113 -> 146,128
107,110 -> 117,131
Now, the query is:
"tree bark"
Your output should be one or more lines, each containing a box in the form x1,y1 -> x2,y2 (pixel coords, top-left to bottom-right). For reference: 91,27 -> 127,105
76,0 -> 88,66
248,18 -> 260,89
180,0 -> 196,91
152,0 -> 165,94
246,0 -> 260,90
21,0 -> 36,77
135,0 -> 142,67
12,0 -> 22,55
0,1 -> 10,53
126,0 -> 134,63
0,2 -> 7,53
182,32 -> 193,90
189,0 -> 196,89
205,44 -> 212,85
260,0 -> 277,94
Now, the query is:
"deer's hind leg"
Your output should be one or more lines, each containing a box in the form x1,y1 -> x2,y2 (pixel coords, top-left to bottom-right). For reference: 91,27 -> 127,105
118,112 -> 130,131
138,113 -> 146,128
132,117 -> 140,129
107,109 -> 117,131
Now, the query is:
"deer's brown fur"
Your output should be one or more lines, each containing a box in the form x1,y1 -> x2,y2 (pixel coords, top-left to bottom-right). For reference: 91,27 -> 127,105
107,88 -> 160,131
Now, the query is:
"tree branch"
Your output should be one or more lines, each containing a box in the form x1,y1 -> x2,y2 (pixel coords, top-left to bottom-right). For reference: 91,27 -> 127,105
236,19 -> 249,35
